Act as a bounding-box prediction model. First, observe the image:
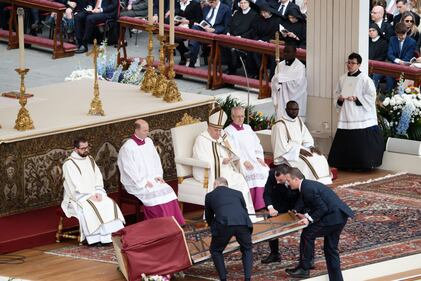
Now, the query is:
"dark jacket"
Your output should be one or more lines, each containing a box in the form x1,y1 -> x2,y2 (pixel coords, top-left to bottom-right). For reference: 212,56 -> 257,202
205,186 -> 253,235
263,169 -> 299,213
387,35 -> 416,63
229,8 -> 258,38
369,37 -> 388,61
297,179 -> 354,226
203,2 -> 232,34
175,0 -> 203,28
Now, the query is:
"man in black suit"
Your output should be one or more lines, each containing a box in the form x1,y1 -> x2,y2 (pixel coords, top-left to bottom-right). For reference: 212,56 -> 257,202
261,164 -> 299,264
205,177 -> 253,281
74,0 -> 119,53
285,167 -> 354,281
370,5 -> 395,41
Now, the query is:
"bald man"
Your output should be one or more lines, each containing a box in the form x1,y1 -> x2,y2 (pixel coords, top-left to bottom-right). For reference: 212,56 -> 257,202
370,5 -> 394,41
117,119 -> 185,225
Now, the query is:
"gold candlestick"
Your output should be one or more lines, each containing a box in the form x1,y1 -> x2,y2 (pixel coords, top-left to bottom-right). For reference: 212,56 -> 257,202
87,39 -> 105,116
163,44 -> 182,103
152,35 -> 168,97
14,68 -> 34,131
141,24 -> 158,93
274,31 -> 280,64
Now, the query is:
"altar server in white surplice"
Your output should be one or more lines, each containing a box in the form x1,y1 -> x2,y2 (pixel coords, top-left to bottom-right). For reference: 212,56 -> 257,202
62,137 -> 125,245
271,45 -> 307,120
224,106 -> 269,210
271,101 -> 332,185
117,119 -> 185,225
193,107 -> 259,222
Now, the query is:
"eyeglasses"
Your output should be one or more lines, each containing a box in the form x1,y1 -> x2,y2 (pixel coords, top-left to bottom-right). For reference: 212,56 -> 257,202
405,19 -> 414,23
78,146 -> 91,151
346,61 -> 358,65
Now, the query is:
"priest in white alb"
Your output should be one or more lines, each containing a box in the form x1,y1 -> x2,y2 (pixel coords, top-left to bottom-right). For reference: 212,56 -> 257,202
117,119 -> 185,225
192,107 -> 259,222
62,137 -> 125,245
225,106 -> 269,210
271,44 -> 308,120
271,101 -> 332,184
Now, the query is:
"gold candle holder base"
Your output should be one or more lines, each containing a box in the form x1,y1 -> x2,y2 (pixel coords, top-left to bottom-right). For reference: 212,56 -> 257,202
14,68 -> 34,131
141,25 -> 157,93
163,44 -> 182,103
88,80 -> 105,116
87,39 -> 105,116
152,35 -> 168,98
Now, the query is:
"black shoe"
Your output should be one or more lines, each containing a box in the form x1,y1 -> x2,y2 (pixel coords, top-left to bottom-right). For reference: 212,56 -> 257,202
285,267 -> 309,278
261,253 -> 281,264
75,45 -> 88,54
188,61 -> 196,68
179,59 -> 187,65
184,51 -> 191,59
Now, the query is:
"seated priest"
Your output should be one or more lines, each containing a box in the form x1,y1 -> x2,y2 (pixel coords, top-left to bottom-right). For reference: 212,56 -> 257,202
271,101 -> 332,184
62,137 -> 125,245
225,106 -> 269,210
192,107 -> 259,222
117,119 -> 185,225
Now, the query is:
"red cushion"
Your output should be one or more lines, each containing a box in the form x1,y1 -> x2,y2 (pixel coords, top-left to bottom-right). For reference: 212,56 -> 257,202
331,167 -> 338,180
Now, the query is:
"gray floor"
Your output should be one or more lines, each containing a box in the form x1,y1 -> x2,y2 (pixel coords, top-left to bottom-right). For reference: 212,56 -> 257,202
0,30 -> 274,116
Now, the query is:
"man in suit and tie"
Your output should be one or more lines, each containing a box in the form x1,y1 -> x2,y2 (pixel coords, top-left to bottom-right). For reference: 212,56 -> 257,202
205,177 -> 253,281
270,0 -> 300,22
385,21 -> 416,92
187,0 -> 231,67
285,167 -> 354,281
74,0 -> 119,53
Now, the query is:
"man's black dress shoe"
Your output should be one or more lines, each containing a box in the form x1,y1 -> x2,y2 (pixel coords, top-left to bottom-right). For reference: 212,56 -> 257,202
285,267 -> 310,278
261,253 -> 281,264
75,45 -> 88,54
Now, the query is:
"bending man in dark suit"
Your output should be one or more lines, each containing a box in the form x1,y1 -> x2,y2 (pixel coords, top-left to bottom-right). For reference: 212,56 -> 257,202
205,177 -> 253,281
285,167 -> 354,281
261,164 -> 299,264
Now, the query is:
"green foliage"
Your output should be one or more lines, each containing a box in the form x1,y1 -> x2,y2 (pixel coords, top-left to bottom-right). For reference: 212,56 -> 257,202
216,95 -> 274,131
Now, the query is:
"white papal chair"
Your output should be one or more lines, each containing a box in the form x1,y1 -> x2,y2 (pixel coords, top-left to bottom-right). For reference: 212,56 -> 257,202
171,118 -> 210,208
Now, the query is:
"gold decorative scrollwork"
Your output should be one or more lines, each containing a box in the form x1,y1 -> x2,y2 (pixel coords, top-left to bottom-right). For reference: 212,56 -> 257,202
176,113 -> 201,127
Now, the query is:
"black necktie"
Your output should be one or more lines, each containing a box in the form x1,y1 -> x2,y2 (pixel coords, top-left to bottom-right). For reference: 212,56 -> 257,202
206,8 -> 215,22
279,4 -> 285,15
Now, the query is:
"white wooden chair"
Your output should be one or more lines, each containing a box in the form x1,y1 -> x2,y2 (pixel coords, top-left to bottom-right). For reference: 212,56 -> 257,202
171,119 -> 210,207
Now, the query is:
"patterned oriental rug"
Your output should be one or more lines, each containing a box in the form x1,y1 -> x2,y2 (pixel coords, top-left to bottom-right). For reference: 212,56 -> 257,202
46,173 -> 421,280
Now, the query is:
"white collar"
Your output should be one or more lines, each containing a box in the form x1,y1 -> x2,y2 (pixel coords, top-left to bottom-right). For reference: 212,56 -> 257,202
242,7 -> 251,14
371,36 -> 380,42
71,151 -> 86,160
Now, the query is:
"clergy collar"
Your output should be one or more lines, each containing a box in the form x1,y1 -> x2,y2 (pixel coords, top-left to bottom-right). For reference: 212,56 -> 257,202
71,151 -> 87,160
285,58 -> 295,66
371,36 -> 380,42
131,134 -> 146,145
348,70 -> 361,77
242,7 -> 251,14
282,114 -> 297,122
231,122 -> 244,131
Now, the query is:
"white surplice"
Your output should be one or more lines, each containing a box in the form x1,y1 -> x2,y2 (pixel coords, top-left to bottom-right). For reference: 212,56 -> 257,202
335,72 -> 378,129
192,130 -> 257,220
224,124 -> 269,188
117,137 -> 177,206
271,58 -> 308,120
271,115 -> 332,184
62,151 -> 125,244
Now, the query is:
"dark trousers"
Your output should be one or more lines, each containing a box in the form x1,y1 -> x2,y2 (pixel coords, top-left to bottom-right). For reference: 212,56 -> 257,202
300,221 -> 347,281
75,11 -> 114,46
210,223 -> 253,280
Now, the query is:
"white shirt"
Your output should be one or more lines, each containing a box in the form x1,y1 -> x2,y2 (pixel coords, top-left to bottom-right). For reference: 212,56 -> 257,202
206,1 -> 221,26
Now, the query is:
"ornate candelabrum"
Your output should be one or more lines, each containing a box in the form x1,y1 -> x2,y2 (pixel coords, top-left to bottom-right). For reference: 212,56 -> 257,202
87,39 -> 105,116
14,68 -> 34,131
163,44 -> 182,103
141,24 -> 158,93
152,35 -> 168,97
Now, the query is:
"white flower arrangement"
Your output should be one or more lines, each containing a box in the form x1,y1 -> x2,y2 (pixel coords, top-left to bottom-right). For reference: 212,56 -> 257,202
64,69 -> 96,81
140,273 -> 171,281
